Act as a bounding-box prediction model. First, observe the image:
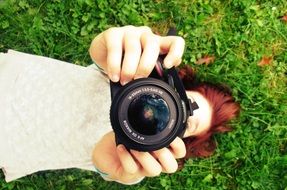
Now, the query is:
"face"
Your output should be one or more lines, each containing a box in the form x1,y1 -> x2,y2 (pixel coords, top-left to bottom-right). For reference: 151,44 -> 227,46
183,91 -> 212,138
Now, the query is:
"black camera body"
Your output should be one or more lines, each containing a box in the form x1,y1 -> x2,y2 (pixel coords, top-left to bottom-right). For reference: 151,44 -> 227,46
109,57 -> 198,151
109,28 -> 198,151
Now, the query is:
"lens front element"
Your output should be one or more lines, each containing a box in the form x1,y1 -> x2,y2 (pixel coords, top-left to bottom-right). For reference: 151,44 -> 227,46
128,94 -> 170,136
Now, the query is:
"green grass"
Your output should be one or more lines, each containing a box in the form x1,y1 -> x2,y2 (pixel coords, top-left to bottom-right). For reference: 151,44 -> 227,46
0,0 -> 286,189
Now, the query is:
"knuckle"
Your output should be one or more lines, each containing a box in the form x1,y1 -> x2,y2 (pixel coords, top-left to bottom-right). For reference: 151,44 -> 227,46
177,36 -> 185,46
123,25 -> 136,30
129,165 -> 139,174
126,166 -> 138,175
140,26 -> 152,33
123,25 -> 139,36
104,27 -> 118,37
129,169 -> 138,175
147,35 -> 160,47
141,32 -> 159,48
153,35 -> 161,44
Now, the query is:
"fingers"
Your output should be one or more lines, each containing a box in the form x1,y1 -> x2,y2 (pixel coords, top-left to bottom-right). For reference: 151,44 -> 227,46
169,137 -> 186,159
130,138 -> 185,176
150,138 -> 186,174
135,32 -> 160,79
120,26 -> 154,84
120,30 -> 142,85
104,27 -> 124,82
159,36 -> 185,68
116,138 -> 185,178
130,150 -> 162,177
116,145 -> 140,175
89,26 -> 185,84
135,32 -> 185,78
116,145 -> 164,178
152,148 -> 178,173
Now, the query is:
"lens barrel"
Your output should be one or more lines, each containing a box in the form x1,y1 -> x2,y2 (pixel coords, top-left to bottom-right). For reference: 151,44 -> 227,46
110,78 -> 185,151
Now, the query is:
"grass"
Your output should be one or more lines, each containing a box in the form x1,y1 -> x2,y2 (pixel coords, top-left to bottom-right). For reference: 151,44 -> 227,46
0,0 -> 286,189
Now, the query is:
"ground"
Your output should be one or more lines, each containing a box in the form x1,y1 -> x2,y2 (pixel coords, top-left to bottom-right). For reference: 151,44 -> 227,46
0,0 -> 286,189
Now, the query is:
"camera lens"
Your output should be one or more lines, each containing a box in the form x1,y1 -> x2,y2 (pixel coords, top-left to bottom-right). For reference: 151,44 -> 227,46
110,78 -> 186,151
128,94 -> 170,136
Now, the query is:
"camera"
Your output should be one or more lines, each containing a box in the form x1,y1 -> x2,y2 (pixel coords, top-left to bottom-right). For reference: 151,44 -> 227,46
109,57 -> 199,151
109,29 -> 198,151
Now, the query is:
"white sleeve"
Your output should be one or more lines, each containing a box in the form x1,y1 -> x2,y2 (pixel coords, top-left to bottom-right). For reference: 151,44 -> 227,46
0,50 -> 112,182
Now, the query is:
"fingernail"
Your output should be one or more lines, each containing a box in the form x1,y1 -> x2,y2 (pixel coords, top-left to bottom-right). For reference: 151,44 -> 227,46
117,145 -> 125,152
111,74 -> 119,82
121,80 -> 129,86
134,75 -> 143,80
130,149 -> 137,155
164,60 -> 173,68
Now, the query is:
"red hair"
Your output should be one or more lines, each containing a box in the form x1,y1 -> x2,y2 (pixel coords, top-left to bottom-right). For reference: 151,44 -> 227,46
178,65 -> 240,164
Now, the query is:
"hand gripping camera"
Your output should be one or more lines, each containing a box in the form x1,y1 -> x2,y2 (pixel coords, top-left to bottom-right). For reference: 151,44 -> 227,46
109,29 -> 198,151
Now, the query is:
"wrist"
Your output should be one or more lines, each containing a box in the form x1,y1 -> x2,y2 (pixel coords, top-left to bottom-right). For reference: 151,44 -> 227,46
94,166 -> 145,185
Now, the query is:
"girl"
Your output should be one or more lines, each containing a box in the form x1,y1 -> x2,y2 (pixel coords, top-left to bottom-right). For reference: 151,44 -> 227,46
0,26 -> 239,185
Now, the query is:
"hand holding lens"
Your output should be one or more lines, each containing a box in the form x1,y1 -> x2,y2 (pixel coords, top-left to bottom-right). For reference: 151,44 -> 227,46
109,29 -> 198,151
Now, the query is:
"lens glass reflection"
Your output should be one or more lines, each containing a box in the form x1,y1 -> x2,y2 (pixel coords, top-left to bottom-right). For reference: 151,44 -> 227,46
128,94 -> 170,135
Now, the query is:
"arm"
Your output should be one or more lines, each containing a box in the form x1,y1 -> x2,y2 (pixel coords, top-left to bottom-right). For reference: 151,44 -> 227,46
89,25 -> 185,85
0,50 -> 112,182
92,131 -> 186,184
89,26 -> 187,184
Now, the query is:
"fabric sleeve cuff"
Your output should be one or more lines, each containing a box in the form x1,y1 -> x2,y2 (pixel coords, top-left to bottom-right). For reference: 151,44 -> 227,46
95,167 -> 145,185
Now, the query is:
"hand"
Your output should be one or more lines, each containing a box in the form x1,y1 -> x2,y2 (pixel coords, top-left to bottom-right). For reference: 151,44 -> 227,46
89,25 -> 185,85
92,131 -> 186,184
